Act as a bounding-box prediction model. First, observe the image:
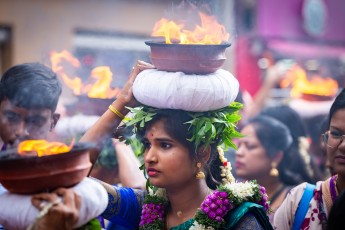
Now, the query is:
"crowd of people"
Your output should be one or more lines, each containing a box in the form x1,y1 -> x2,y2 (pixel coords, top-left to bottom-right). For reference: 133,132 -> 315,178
0,59 -> 343,230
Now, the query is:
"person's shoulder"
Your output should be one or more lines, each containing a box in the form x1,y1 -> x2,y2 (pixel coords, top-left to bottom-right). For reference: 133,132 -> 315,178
273,182 -> 319,229
289,182 -> 317,196
226,202 -> 272,230
226,202 -> 265,224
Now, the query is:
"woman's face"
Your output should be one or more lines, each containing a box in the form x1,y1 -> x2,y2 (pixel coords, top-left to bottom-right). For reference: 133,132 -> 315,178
143,119 -> 196,189
327,108 -> 345,176
235,124 -> 271,180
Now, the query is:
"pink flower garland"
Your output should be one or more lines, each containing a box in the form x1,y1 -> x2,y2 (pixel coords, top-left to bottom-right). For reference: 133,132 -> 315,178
139,203 -> 165,227
139,182 -> 270,230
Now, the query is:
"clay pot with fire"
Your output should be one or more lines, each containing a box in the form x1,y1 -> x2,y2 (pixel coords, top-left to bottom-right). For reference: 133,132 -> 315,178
146,41 -> 230,74
0,141 -> 94,194
280,65 -> 339,101
146,12 -> 231,74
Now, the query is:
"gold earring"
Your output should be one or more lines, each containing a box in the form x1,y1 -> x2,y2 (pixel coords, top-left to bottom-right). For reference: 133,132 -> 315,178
270,162 -> 279,177
196,162 -> 205,179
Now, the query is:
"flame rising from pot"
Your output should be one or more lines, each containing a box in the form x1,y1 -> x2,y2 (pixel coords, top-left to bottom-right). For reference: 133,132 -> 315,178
152,12 -> 229,44
50,50 -> 121,99
280,65 -> 338,98
18,139 -> 75,157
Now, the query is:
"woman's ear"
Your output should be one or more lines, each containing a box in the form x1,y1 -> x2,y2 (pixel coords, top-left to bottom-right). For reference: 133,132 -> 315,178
196,145 -> 212,163
271,151 -> 283,166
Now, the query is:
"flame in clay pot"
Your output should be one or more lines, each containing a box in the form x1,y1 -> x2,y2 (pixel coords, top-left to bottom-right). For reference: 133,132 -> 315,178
18,139 -> 75,157
280,65 -> 339,99
152,12 -> 229,44
50,50 -> 121,99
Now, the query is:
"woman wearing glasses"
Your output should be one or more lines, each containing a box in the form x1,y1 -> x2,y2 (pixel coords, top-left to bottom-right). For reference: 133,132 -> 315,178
274,88 -> 345,230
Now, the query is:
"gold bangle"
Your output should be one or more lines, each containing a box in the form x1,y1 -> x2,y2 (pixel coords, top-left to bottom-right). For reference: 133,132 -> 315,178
108,105 -> 125,119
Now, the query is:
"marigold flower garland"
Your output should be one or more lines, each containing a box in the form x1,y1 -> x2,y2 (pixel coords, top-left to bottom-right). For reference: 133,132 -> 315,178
138,146 -> 270,230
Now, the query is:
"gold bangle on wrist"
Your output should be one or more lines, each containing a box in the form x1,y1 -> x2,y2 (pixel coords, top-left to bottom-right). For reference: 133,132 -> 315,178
108,105 -> 125,119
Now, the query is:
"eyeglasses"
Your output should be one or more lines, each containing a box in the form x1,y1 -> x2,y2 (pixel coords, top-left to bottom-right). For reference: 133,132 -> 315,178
322,130 -> 345,148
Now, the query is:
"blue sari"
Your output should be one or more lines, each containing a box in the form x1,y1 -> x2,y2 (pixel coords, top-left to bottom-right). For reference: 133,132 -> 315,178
101,184 -> 145,230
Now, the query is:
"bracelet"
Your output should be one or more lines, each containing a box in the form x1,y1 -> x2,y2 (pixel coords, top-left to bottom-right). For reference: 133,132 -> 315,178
108,105 -> 125,119
27,198 -> 62,230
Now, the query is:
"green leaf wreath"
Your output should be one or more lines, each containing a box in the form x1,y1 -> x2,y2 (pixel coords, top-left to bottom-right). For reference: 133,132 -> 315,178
115,102 -> 243,154
185,102 -> 243,150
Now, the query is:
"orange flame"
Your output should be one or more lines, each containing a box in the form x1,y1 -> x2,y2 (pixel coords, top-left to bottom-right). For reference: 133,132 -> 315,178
50,50 -> 121,99
50,50 -> 82,95
18,139 -> 75,157
152,12 -> 229,44
280,65 -> 339,98
88,66 -> 120,99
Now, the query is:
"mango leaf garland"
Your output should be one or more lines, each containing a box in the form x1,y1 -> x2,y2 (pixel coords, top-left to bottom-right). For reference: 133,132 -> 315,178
119,102 -> 243,155
186,102 -> 243,150
114,106 -> 157,146
125,107 -> 157,128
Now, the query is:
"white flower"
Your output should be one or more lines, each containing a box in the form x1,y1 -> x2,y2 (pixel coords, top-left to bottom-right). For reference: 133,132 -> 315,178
148,187 -> 154,196
224,181 -> 255,200
217,146 -> 235,184
155,188 -> 167,199
190,221 -> 215,230
148,187 -> 167,199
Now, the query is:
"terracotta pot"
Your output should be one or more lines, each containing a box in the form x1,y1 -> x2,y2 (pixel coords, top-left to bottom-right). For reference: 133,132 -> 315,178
145,41 -> 231,74
65,96 -> 114,116
301,93 -> 334,101
0,142 -> 94,194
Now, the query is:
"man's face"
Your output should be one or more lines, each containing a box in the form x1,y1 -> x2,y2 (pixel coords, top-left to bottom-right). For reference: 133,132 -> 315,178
0,99 -> 59,149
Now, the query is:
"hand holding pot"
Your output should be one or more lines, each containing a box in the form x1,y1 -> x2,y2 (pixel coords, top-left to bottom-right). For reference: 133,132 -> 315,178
117,60 -> 155,108
30,188 -> 80,230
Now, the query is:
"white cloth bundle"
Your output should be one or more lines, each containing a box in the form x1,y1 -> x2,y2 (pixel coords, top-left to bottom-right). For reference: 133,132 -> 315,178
0,177 -> 108,230
133,69 -> 239,112
54,114 -> 100,138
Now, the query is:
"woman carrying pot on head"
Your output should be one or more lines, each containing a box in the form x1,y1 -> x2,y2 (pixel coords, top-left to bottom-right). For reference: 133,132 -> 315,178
85,60 -> 274,230
100,106 -> 272,229
274,88 -> 345,230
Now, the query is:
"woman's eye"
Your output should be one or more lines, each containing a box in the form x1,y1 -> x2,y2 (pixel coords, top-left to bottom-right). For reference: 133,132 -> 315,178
246,144 -> 258,150
161,143 -> 172,149
330,130 -> 343,138
238,141 -> 257,150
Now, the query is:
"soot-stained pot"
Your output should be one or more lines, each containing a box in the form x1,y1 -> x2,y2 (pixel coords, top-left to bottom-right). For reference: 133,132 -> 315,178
0,142 -> 95,194
145,41 -> 231,74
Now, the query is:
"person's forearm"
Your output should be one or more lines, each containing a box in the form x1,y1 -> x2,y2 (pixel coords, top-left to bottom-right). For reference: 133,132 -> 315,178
115,141 -> 146,189
246,81 -> 275,119
80,60 -> 155,165
80,99 -> 129,164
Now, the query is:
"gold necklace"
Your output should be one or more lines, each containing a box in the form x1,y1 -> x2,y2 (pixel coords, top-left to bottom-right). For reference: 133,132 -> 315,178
166,188 -> 212,228
176,210 -> 183,217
